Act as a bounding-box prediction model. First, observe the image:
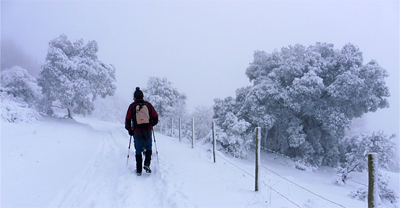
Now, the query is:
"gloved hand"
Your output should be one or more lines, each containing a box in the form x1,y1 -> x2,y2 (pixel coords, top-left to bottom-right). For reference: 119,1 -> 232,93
128,128 -> 134,136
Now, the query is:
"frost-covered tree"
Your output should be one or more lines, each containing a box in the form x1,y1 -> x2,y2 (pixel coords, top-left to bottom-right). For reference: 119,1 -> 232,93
215,42 -> 390,166
1,66 -> 42,105
37,34 -> 116,118
143,77 -> 187,120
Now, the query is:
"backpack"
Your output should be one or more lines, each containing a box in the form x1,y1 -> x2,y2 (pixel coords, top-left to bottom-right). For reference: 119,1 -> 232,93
133,102 -> 152,128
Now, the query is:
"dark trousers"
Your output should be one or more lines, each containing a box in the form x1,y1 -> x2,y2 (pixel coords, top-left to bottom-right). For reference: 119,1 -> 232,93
133,131 -> 152,155
133,131 -> 153,172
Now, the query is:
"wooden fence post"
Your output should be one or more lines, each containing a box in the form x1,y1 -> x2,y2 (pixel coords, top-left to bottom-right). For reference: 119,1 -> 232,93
212,121 -> 216,163
179,118 -> 181,142
171,117 -> 173,137
255,127 -> 261,191
191,118 -> 194,148
368,153 -> 380,208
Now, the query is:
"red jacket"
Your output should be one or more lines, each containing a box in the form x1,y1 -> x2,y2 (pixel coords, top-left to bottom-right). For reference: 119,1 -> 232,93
125,99 -> 158,132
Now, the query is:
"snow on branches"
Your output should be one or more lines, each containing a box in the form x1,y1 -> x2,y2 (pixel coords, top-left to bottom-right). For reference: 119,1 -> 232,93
143,77 -> 187,119
214,42 -> 391,166
1,66 -> 42,123
333,131 -> 396,185
1,66 -> 42,105
37,34 -> 116,118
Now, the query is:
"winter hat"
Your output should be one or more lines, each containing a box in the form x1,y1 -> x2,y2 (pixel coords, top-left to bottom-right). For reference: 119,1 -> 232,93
134,87 -> 144,99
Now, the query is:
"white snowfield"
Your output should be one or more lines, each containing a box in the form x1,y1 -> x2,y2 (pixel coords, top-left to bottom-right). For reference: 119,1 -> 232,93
2,117 -> 398,208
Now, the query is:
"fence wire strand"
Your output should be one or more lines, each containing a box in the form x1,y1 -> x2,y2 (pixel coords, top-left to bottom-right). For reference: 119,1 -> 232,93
261,146 -> 368,188
260,161 -> 346,208
246,147 -> 347,208
197,145 -> 302,208
195,140 -> 347,208
162,119 -> 349,208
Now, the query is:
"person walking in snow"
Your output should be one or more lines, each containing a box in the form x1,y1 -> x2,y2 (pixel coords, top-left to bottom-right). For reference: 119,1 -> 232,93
125,87 -> 158,176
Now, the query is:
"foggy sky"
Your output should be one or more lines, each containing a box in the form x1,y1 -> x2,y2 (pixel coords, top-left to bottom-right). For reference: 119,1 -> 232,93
1,0 -> 399,136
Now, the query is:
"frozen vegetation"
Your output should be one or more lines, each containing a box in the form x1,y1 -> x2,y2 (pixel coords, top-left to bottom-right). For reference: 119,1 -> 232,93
1,37 -> 398,207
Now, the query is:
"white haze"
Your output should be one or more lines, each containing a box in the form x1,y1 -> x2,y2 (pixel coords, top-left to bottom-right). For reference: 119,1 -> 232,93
1,0 -> 398,138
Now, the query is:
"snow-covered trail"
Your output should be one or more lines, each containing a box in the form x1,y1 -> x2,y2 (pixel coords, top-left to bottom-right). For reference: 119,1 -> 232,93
4,117 -> 397,208
42,117 -> 356,208
26,117 -> 269,208
46,117 -> 263,208
46,118 -> 191,208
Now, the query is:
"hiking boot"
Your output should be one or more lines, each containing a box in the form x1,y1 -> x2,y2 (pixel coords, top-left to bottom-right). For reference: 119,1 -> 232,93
144,150 -> 152,167
136,170 -> 142,176
144,165 -> 151,173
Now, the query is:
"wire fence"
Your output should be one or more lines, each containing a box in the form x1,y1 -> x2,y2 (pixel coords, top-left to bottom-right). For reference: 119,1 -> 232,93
261,146 -> 368,188
158,117 -> 353,208
163,133 -> 343,207
212,148 -> 302,208
198,143 -> 346,208
255,158 -> 346,208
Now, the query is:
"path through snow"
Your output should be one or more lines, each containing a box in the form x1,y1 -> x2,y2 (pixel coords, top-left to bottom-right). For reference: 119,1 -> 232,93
4,117 -> 397,208
47,117 -> 266,208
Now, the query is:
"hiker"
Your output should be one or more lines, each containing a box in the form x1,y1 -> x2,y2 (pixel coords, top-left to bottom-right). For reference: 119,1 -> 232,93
125,87 -> 158,176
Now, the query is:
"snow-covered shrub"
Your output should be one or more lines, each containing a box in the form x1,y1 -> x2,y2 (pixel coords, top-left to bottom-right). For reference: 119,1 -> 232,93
349,187 -> 368,201
212,96 -> 254,158
202,125 -> 251,158
1,66 -> 42,123
294,160 -> 318,172
294,162 -> 307,171
218,131 -> 251,158
1,66 -> 42,106
203,113 -> 252,158
349,172 -> 398,205
378,172 -> 399,204
220,113 -> 252,158
334,131 -> 396,184
1,91 -> 41,123
332,167 -> 350,186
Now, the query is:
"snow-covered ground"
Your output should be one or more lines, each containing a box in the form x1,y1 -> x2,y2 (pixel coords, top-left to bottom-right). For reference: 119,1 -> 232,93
2,117 -> 399,208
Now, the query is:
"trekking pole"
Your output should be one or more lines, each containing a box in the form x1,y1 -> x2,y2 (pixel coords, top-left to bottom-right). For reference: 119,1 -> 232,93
153,130 -> 159,165
126,135 -> 132,166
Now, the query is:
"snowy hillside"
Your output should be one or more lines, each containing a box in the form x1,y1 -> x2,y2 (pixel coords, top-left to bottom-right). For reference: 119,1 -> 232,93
2,117 -> 399,208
